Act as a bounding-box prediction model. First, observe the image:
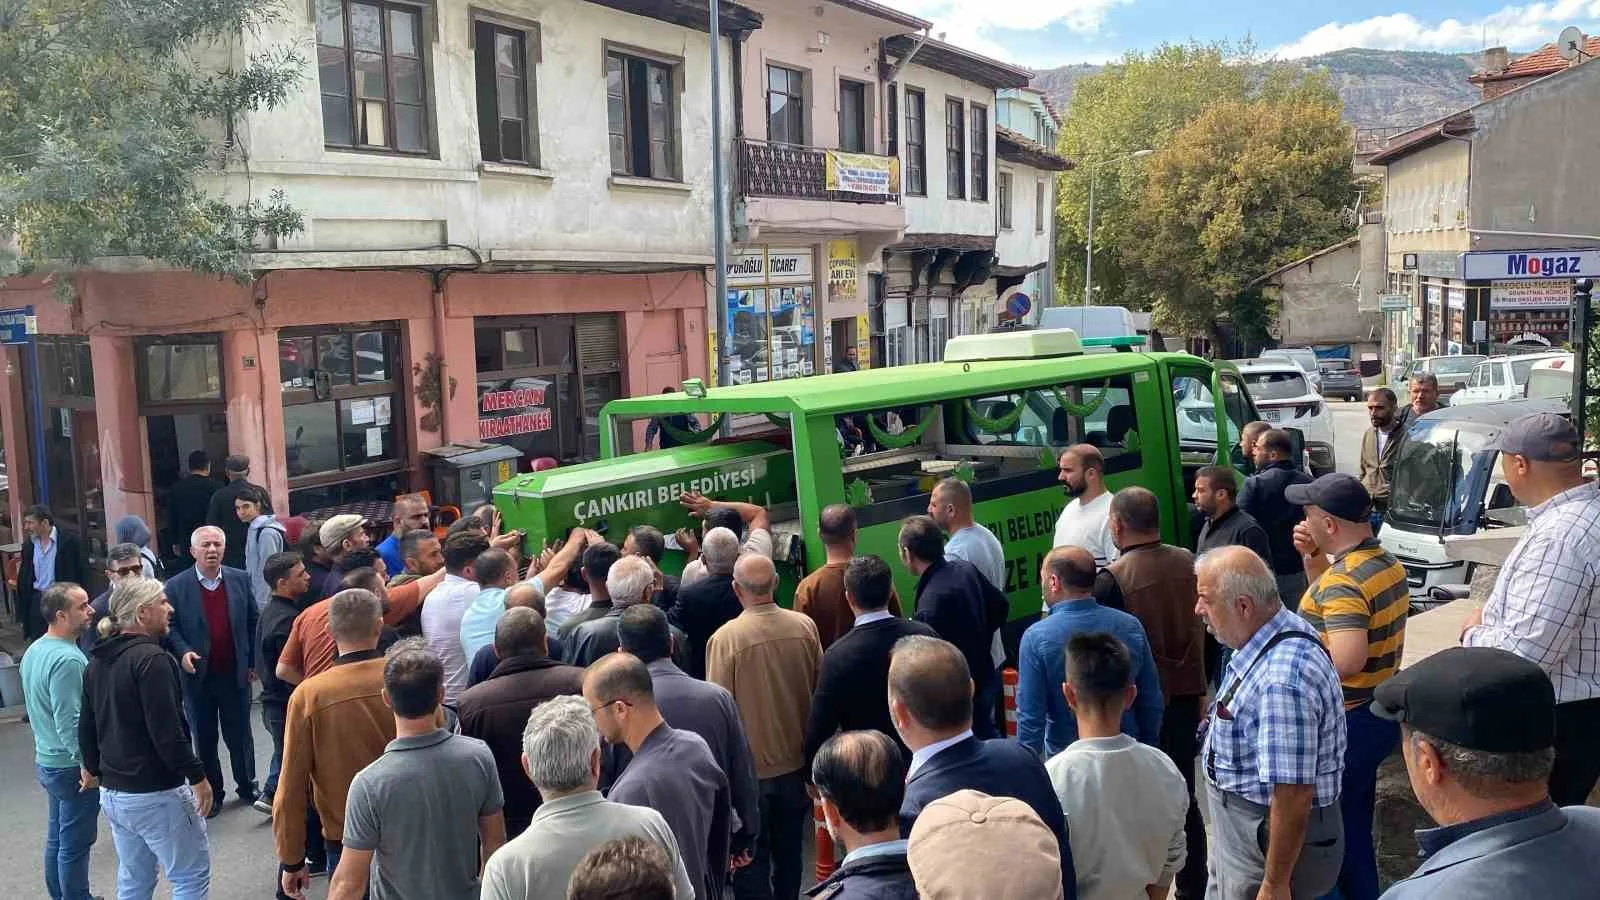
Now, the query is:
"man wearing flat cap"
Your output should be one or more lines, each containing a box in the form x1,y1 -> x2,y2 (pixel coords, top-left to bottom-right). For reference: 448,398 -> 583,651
317,514 -> 372,601
1374,646 -> 1600,899
1462,411 -> 1600,806
1287,473 -> 1409,900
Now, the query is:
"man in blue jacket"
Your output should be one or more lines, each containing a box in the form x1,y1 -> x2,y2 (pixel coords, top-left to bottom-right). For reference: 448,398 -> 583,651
890,635 -> 1075,899
1375,646 -> 1600,899
166,525 -> 259,810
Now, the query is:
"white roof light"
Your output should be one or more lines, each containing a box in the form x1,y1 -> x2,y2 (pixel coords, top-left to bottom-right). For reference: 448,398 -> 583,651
944,328 -> 1083,362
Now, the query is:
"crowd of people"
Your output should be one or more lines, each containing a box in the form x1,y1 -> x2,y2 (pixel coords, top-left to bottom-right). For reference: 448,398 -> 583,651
14,390 -> 1600,900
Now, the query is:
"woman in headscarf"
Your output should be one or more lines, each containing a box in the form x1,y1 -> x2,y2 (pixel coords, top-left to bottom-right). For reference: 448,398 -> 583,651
114,515 -> 163,580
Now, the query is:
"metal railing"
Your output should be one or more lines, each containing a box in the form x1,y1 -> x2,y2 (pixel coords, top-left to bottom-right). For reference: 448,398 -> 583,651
736,139 -> 899,204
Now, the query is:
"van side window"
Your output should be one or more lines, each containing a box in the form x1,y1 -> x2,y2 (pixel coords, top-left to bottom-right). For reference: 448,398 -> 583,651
947,374 -> 1142,475
1172,371 -> 1250,448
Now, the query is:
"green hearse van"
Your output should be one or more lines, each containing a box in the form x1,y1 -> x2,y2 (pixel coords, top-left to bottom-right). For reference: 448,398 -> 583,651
493,329 -> 1260,653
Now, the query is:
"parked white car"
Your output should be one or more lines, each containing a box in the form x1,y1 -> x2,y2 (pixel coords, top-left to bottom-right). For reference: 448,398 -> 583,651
1234,358 -> 1337,475
1260,347 -> 1323,393
1448,352 -> 1567,406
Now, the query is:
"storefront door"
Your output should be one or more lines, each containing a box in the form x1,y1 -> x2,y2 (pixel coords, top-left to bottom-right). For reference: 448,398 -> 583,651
28,336 -> 106,575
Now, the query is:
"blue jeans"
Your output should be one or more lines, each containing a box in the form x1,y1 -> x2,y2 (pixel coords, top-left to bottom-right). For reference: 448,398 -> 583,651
261,701 -> 286,797
37,764 -> 99,900
100,785 -> 211,900
1337,702 -> 1400,900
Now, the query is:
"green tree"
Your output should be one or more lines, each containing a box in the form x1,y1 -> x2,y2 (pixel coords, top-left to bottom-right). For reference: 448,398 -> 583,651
1127,78 -> 1357,342
0,0 -> 305,289
1054,42 -> 1252,308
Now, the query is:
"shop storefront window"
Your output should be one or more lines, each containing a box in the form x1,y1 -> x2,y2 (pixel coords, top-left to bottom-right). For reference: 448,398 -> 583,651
30,336 -> 105,572
139,340 -> 222,403
726,247 -> 816,384
475,314 -> 625,465
279,324 -> 404,512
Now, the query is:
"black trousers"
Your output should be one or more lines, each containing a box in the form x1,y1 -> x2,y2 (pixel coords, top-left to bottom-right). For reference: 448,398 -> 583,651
1551,696 -> 1600,806
731,770 -> 809,900
182,674 -> 256,796
1161,694 -> 1208,900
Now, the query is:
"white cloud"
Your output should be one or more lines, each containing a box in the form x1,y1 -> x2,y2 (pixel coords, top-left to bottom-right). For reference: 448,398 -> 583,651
1274,1 -> 1600,58
880,1 -> 1130,65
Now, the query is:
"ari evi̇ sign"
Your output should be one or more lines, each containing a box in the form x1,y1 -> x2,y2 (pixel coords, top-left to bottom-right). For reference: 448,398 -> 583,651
824,151 -> 900,196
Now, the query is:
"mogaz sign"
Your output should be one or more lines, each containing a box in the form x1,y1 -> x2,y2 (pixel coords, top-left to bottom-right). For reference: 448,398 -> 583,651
1462,249 -> 1600,281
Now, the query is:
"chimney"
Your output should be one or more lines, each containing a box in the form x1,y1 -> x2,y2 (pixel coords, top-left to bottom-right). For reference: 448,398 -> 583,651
1483,46 -> 1509,72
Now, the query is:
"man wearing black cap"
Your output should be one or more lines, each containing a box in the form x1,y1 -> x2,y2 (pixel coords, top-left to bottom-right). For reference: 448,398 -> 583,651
1373,646 -> 1600,899
1462,411 -> 1600,806
207,454 -> 264,569
1288,472 -> 1409,900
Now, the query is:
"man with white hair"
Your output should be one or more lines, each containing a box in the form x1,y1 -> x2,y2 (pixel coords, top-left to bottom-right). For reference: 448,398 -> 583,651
563,554 -> 655,667
1194,546 -> 1346,900
668,526 -> 745,678
165,524 -> 259,811
480,694 -> 695,900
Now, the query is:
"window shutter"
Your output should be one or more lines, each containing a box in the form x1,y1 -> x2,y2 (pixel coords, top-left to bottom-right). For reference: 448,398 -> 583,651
576,315 -> 621,373
473,20 -> 500,162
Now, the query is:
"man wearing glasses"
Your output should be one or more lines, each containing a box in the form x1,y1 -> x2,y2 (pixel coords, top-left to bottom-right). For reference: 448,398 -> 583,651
584,653 -> 731,900
1194,545 -> 1347,900
79,543 -> 148,652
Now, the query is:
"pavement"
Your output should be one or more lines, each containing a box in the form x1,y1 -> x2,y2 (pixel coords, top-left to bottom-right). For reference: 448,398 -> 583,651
1,692 -> 319,900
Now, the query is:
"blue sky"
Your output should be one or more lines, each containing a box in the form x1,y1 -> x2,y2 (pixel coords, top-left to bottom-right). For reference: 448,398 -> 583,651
880,0 -> 1600,68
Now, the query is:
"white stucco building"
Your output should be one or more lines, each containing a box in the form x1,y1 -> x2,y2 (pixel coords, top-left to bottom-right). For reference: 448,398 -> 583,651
876,37 -> 1032,365
994,88 -> 1069,324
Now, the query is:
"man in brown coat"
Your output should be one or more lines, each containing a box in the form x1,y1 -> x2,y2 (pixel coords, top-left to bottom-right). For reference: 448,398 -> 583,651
1094,486 -> 1208,900
458,607 -> 585,838
275,589 -> 398,898
792,504 -> 900,649
1358,387 -> 1405,522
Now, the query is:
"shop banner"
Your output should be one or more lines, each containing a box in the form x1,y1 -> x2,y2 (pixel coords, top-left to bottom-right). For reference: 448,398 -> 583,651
824,151 -> 900,196
1490,279 -> 1572,310
479,382 -> 554,440
0,306 -> 34,344
728,247 -> 813,286
827,239 -> 858,305
1463,249 -> 1600,280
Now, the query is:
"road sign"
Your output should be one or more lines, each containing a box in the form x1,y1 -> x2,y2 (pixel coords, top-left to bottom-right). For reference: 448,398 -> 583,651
1378,293 -> 1410,312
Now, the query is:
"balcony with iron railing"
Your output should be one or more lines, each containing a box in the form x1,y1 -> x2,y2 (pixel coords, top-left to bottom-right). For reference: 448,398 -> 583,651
736,138 -> 900,204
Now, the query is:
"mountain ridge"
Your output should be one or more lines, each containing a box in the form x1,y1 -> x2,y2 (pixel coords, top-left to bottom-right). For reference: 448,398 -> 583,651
1032,47 -> 1488,129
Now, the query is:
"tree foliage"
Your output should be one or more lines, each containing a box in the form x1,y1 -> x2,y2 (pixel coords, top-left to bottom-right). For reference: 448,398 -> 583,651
0,0 -> 305,287
1054,42 -> 1360,343
1131,80 -> 1359,340
1055,42 -> 1251,309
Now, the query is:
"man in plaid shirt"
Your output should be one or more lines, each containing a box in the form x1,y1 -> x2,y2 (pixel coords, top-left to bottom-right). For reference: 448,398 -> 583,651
1463,412 -> 1600,805
1195,546 -> 1347,900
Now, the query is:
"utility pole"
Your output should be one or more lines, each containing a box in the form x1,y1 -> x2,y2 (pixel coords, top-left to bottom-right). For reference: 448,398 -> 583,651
710,0 -> 729,389
1574,278 -> 1594,451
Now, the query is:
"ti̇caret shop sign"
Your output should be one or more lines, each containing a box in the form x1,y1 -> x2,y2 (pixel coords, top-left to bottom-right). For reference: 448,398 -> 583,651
1462,249 -> 1600,281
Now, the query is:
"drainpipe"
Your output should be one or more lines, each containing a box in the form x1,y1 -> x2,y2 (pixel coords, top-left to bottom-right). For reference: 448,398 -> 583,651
431,270 -> 454,444
880,28 -> 931,87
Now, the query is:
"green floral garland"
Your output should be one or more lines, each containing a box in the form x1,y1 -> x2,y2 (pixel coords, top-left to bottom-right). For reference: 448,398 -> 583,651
963,395 -> 1027,434
866,408 -> 933,449
659,413 -> 725,445
764,412 -> 791,428
1051,380 -> 1111,418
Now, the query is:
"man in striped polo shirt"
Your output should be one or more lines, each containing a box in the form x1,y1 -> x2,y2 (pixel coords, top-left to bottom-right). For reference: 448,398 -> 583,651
1288,473 -> 1409,900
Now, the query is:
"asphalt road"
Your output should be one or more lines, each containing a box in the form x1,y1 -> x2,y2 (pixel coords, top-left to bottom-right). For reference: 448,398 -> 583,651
1328,395 -> 1369,476
1,699 -> 318,900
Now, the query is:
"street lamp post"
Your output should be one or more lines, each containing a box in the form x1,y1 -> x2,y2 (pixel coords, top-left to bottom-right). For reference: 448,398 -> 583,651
1082,149 -> 1153,306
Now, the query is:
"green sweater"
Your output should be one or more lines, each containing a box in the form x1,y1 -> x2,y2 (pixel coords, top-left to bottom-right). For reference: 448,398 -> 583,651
20,635 -> 88,769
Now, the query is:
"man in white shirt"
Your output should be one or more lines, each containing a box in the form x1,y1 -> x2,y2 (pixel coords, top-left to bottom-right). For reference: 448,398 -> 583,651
929,476 -> 1009,678
1053,445 -> 1117,566
676,493 -> 773,587
1047,631 -> 1187,900
420,530 -> 489,706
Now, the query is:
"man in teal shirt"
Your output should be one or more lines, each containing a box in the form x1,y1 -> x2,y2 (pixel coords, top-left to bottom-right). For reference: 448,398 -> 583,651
20,581 -> 100,900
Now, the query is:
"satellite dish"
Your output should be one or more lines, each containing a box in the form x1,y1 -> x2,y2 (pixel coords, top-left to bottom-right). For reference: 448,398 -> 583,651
1558,26 -> 1587,60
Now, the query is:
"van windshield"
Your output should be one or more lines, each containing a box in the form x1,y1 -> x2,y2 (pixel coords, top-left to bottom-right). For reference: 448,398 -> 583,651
1389,425 -> 1489,529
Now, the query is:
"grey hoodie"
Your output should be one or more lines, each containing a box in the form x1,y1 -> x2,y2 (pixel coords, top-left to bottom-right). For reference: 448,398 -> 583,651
245,515 -> 287,611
